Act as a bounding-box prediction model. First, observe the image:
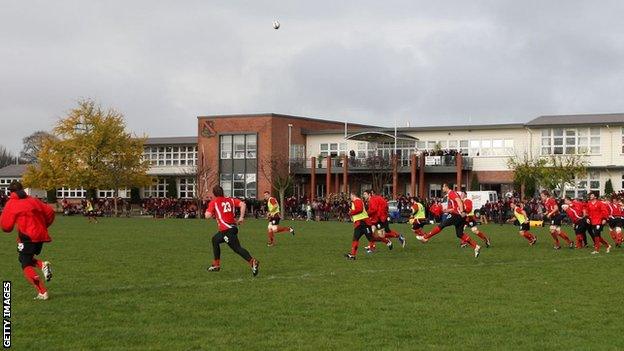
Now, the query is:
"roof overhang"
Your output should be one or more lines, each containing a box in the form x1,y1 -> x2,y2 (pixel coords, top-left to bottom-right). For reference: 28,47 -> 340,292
346,131 -> 419,143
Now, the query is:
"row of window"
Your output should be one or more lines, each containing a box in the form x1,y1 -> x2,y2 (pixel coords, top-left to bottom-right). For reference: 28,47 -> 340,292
219,173 -> 257,198
541,128 -> 600,155
143,145 -> 198,166
53,178 -> 197,199
0,178 -> 20,195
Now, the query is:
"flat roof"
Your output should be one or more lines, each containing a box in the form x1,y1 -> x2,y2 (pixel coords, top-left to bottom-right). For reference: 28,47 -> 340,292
145,136 -> 197,145
527,113 -> 624,126
197,113 -> 379,129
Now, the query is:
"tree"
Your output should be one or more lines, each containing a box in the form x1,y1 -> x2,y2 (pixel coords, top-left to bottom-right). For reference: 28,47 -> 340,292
23,99 -> 152,215
470,173 -> 480,191
605,178 -> 614,196
260,156 -> 292,218
507,154 -> 547,198
367,155 -> 393,195
0,146 -> 17,168
540,155 -> 588,197
20,131 -> 56,164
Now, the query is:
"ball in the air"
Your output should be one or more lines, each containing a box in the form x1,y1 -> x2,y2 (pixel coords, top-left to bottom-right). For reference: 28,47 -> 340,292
272,20 -> 280,29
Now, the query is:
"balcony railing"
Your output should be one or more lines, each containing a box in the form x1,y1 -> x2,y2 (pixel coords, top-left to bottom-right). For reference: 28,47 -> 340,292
291,155 -> 472,172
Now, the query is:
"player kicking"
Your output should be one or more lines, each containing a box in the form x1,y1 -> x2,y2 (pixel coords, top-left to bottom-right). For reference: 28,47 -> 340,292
509,202 -> 537,245
415,184 -> 481,258
263,191 -> 294,247
206,185 -> 259,276
460,192 -> 490,248
345,191 -> 377,260
585,192 -> 611,255
409,197 -> 427,237
605,196 -> 623,247
562,196 -> 589,248
540,190 -> 573,249
0,181 -> 55,300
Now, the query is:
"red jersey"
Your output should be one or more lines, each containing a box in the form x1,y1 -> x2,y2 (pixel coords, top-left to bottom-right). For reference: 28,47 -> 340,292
565,201 -> 585,223
430,203 -> 442,217
350,197 -> 371,227
207,197 -> 242,231
447,191 -> 461,214
586,200 -> 608,225
605,201 -> 624,217
543,198 -> 559,216
367,195 -> 388,222
0,192 -> 55,243
463,198 -> 473,214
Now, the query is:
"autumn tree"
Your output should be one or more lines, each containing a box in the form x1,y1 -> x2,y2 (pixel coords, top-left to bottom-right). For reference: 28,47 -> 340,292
20,131 -> 56,164
23,99 -> 152,215
507,154 -> 547,198
541,155 -> 588,197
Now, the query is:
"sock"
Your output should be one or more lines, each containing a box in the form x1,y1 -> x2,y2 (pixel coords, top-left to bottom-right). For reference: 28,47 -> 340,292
425,226 -> 442,240
460,234 -> 477,249
267,230 -> 275,244
522,232 -> 533,242
33,259 -> 44,269
351,241 -> 359,255
212,259 -> 221,267
275,226 -> 291,233
558,231 -> 572,244
23,266 -> 46,294
477,231 -> 489,242
247,258 -> 255,266
592,236 -> 600,251
385,230 -> 400,238
550,232 -> 560,246
575,234 -> 584,249
600,237 -> 610,247
415,228 -> 425,236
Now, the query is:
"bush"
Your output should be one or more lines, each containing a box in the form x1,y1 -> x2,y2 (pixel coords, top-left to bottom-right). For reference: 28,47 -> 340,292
46,189 -> 57,203
130,187 -> 141,204
605,179 -> 614,196
167,178 -> 178,198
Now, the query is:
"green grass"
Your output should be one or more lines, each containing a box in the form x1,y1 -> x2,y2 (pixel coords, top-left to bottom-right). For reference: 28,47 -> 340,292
1,217 -> 623,350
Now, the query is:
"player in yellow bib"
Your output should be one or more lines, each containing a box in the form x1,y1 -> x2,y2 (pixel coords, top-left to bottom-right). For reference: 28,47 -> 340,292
408,197 -> 427,237
85,199 -> 98,224
263,191 -> 295,247
509,201 -> 537,245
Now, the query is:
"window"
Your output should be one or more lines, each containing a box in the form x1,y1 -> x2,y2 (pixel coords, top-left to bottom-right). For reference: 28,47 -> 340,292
143,145 -> 197,166
246,134 -> 257,159
319,143 -> 347,157
220,173 -> 232,197
459,140 -> 469,156
541,127 -> 600,155
57,187 -> 86,199
143,179 -> 167,198
219,173 -> 256,198
179,178 -> 196,199
220,135 -> 232,159
98,190 -> 115,198
0,178 -> 20,195
220,134 -> 256,160
290,144 -> 305,160
621,127 -> 624,153
233,135 -> 245,159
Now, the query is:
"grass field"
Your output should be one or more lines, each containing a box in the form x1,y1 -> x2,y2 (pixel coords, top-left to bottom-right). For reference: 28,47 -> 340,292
1,216 -> 623,350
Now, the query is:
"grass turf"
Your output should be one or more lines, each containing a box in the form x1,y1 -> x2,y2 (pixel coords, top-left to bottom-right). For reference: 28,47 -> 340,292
1,216 -> 623,350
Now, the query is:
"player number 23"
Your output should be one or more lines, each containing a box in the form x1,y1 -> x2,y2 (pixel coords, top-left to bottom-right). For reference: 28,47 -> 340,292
221,202 -> 232,213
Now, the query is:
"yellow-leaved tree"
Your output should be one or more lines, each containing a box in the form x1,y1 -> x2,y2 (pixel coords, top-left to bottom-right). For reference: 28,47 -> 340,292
23,99 -> 152,215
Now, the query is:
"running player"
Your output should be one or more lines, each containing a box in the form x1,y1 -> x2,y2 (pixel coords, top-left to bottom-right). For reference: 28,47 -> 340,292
509,201 -> 537,245
345,191 -> 377,260
206,185 -> 259,276
460,192 -> 491,247
361,190 -> 393,253
415,183 -> 481,258
85,198 -> 98,223
409,197 -> 427,237
0,181 -> 54,300
562,196 -> 588,249
263,191 -> 294,247
585,191 -> 611,254
605,196 -> 623,247
366,190 -> 405,248
540,190 -> 573,249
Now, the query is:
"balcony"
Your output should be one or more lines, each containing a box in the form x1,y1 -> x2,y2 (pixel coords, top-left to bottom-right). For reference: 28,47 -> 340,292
291,155 -> 472,174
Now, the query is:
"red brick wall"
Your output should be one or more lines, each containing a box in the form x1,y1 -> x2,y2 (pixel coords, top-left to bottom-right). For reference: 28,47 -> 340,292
197,114 -> 354,199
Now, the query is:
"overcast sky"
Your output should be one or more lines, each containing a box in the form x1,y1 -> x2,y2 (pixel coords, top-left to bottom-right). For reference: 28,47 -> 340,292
2,0 -> 624,154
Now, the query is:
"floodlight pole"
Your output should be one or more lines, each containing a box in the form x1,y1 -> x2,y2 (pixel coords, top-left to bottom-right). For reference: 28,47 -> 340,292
288,124 -> 293,174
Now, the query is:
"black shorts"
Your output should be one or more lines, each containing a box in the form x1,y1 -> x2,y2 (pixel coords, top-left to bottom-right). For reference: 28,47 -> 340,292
519,222 -> 530,232
411,219 -> 426,230
543,214 -> 563,226
608,217 -> 623,228
214,227 -> 239,241
439,213 -> 465,238
17,241 -> 43,255
465,216 -> 478,228
588,224 -> 603,237
376,220 -> 391,232
573,220 -> 588,235
268,215 -> 280,225
353,222 -> 373,241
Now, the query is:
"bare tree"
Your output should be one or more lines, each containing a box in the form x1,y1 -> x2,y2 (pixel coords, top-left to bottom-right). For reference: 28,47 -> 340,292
20,131 -> 55,164
367,155 -> 393,194
260,157 -> 292,218
0,146 -> 17,168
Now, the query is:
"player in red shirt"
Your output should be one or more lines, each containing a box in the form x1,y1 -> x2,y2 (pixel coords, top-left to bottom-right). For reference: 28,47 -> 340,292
364,190 -> 405,249
0,181 -> 54,300
562,197 -> 588,248
416,184 -> 481,258
429,201 -> 443,223
205,185 -> 259,276
460,192 -> 491,247
345,191 -> 379,259
540,190 -> 573,249
585,192 -> 611,254
604,196 -> 623,247
509,201 -> 537,245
